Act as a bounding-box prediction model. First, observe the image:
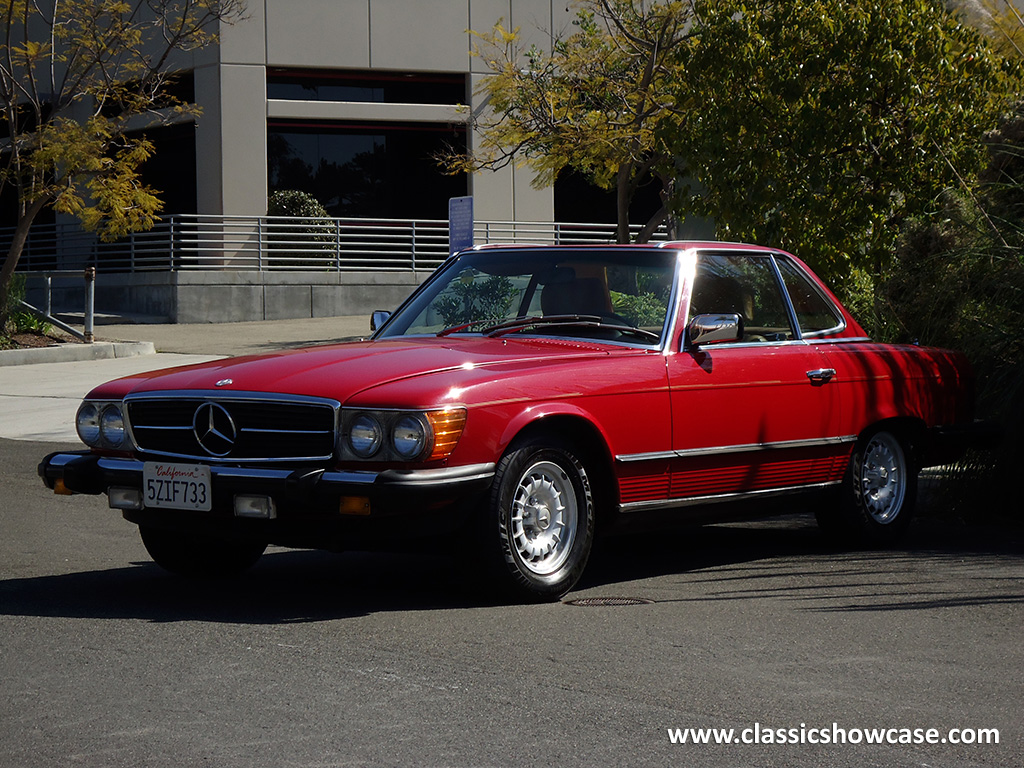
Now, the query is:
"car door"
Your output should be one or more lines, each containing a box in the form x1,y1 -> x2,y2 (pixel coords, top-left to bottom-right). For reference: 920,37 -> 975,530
663,251 -> 847,505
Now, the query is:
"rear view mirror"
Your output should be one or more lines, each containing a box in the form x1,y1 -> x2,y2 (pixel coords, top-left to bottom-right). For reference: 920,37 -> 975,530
370,310 -> 391,332
687,313 -> 743,347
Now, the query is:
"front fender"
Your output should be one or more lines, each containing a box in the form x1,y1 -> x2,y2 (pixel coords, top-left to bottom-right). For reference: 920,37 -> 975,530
496,402 -> 614,456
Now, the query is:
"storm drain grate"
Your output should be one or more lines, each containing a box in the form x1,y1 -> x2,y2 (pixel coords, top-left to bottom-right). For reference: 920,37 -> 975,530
564,597 -> 655,607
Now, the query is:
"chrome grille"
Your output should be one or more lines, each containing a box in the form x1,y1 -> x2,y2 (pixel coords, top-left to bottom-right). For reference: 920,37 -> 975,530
125,393 -> 338,462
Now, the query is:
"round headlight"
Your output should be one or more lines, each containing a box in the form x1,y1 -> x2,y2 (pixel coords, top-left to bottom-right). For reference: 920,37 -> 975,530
100,405 -> 126,448
393,415 -> 428,459
76,403 -> 101,446
349,414 -> 383,457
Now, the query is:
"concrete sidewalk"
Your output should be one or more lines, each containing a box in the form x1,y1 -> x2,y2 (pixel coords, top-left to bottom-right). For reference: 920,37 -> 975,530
1,314 -> 372,365
0,354 -> 224,442
0,315 -> 373,442
96,315 -> 372,356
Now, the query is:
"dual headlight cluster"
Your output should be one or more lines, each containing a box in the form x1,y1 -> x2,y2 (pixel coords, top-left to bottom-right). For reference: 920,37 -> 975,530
76,399 -> 467,464
340,408 -> 467,463
76,401 -> 129,449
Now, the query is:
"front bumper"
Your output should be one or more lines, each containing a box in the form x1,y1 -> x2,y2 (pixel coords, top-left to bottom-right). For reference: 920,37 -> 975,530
39,451 -> 495,545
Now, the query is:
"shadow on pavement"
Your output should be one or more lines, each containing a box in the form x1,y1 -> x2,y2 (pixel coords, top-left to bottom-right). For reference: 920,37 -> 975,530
1,516 -> 1020,625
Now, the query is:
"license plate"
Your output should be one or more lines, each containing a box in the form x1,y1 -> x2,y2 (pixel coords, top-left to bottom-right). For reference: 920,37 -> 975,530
143,462 -> 212,511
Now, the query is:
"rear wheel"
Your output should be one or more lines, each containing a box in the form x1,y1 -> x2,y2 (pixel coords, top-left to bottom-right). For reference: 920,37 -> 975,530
482,437 -> 595,601
817,429 -> 917,545
139,526 -> 267,578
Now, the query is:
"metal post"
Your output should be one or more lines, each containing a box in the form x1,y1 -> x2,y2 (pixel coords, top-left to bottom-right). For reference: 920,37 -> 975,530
84,266 -> 95,343
44,275 -> 52,317
169,216 -> 176,270
257,217 -> 264,271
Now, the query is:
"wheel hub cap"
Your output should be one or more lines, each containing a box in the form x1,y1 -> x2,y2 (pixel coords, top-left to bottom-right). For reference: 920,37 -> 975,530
511,461 -> 579,575
524,496 -> 552,531
858,434 -> 906,524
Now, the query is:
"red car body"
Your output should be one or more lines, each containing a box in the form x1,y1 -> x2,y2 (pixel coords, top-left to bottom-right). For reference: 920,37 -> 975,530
40,243 -> 982,599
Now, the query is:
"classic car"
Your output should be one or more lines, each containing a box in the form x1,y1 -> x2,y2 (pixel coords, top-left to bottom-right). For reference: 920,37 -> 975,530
40,242 -> 983,600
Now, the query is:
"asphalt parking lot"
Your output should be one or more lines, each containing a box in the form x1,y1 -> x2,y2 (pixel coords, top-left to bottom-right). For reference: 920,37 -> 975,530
3,433 -> 1022,767
1,321 -> 1021,767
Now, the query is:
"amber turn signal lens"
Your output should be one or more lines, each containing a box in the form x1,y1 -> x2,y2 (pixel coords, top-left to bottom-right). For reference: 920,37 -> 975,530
425,408 -> 467,461
339,496 -> 371,515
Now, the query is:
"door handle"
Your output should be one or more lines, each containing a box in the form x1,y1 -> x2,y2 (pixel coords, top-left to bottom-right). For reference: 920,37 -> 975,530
806,368 -> 836,383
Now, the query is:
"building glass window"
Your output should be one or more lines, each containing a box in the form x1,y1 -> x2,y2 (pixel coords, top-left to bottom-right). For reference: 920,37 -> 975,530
132,122 -> 197,215
267,68 -> 467,105
268,120 -> 467,219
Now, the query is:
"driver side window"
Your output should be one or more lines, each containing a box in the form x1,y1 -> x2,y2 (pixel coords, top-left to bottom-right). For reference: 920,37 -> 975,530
691,253 -> 796,342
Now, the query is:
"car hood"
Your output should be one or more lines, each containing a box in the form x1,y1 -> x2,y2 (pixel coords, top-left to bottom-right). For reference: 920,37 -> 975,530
87,336 -> 620,404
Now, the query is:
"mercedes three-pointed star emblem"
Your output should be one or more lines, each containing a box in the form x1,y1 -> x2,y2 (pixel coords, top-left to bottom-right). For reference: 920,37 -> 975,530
193,402 -> 238,456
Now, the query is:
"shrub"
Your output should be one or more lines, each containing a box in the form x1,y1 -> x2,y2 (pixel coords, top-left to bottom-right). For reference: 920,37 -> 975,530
0,275 -> 51,341
266,190 -> 334,267
873,183 -> 1024,524
268,189 -> 331,219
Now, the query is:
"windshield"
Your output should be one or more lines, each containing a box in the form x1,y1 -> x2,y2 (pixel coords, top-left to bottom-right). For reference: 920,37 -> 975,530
376,248 -> 678,346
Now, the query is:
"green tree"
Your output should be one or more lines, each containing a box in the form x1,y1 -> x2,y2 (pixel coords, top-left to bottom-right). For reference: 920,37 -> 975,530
877,130 -> 1024,520
0,0 -> 245,327
850,2 -> 1024,520
669,0 -> 1018,285
445,0 -> 694,244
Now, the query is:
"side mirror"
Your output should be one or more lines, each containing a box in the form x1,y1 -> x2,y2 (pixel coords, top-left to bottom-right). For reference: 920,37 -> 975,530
370,310 -> 391,332
687,313 -> 743,348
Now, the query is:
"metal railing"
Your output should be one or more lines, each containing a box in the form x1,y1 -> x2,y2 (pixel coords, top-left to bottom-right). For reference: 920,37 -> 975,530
16,268 -> 96,342
3,214 -> 669,274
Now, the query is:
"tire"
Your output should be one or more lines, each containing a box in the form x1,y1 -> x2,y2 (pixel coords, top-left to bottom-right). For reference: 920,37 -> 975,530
139,526 -> 267,578
482,437 -> 595,601
817,429 -> 917,545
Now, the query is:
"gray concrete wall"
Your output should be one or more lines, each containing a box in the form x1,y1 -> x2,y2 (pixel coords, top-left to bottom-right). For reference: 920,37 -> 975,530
31,272 -> 431,324
172,270 -> 430,323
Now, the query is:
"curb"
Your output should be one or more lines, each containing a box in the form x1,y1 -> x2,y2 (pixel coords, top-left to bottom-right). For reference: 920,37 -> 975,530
0,340 -> 156,367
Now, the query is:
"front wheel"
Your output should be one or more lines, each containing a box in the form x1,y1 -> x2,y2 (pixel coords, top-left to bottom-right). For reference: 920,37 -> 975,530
817,429 -> 917,545
482,438 -> 595,601
139,526 -> 267,578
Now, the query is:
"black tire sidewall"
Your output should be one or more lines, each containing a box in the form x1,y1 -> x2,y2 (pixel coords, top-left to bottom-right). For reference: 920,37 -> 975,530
487,438 -> 595,600
843,430 -> 917,544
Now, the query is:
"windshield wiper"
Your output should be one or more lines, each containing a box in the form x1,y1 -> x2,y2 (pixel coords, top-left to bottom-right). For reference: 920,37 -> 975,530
481,315 -> 662,342
438,315 -> 662,341
436,321 -> 479,337
438,315 -> 599,337
481,315 -> 602,337
599,324 -> 662,342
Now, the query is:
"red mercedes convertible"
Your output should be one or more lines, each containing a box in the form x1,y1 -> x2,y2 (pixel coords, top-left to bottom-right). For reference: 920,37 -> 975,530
40,243 -> 984,599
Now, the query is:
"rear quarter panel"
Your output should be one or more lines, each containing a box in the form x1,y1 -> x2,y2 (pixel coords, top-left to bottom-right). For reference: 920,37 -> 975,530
820,342 -> 974,436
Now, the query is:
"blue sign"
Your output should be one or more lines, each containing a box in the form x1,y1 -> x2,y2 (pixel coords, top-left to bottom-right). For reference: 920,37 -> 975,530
448,196 -> 474,255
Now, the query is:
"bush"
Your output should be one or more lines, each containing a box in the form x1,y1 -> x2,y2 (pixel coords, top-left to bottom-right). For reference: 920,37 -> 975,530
268,189 -> 331,219
872,187 -> 1024,524
266,190 -> 335,267
1,275 -> 51,342
0,275 -> 23,331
